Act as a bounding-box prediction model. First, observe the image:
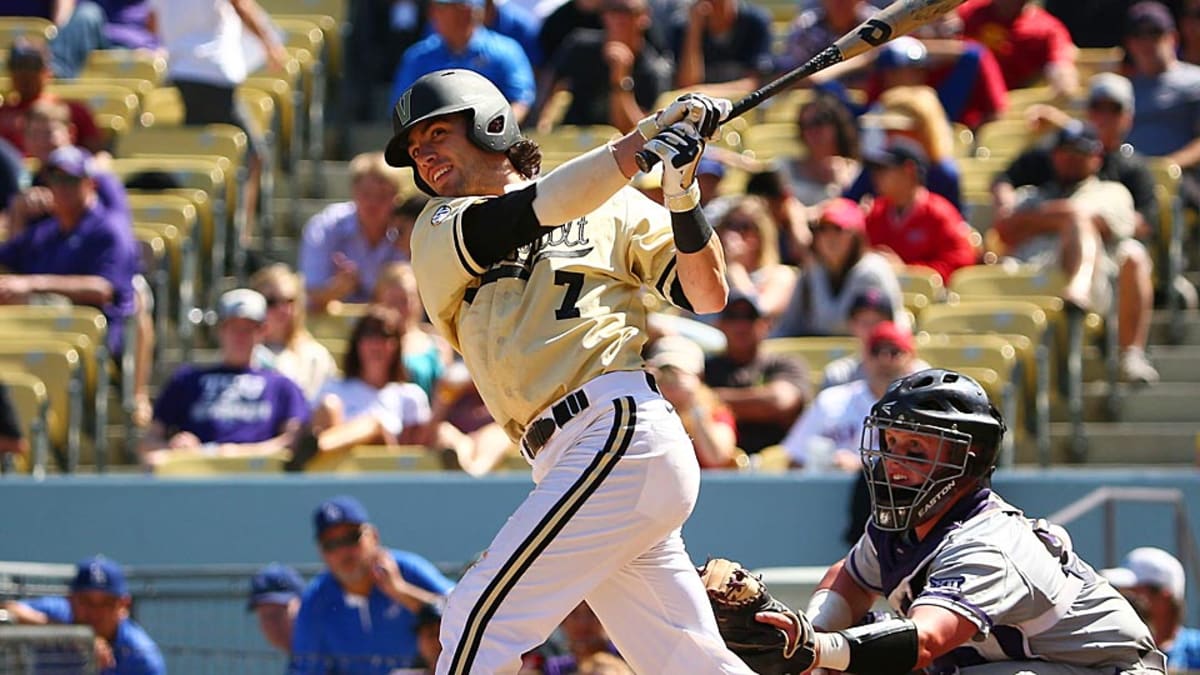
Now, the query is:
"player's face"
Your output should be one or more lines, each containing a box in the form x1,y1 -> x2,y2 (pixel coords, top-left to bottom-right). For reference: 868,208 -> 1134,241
407,114 -> 497,197
69,590 -> 125,641
880,428 -> 943,488
319,523 -> 372,583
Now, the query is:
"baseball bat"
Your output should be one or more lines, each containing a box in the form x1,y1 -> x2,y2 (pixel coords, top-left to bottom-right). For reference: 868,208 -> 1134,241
634,0 -> 968,173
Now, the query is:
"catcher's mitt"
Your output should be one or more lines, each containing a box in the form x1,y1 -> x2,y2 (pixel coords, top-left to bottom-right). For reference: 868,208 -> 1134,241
698,558 -> 817,675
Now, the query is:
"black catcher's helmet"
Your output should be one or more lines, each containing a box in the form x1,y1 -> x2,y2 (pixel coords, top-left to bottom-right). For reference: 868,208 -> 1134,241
860,368 -> 1006,532
383,69 -> 523,195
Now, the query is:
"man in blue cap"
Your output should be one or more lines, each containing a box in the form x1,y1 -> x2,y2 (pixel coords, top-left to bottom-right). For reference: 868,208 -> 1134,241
289,495 -> 454,674
3,555 -> 165,674
248,563 -> 306,653
390,0 -> 535,122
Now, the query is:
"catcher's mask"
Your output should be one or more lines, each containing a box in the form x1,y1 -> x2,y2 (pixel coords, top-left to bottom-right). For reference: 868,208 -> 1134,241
384,69 -> 523,196
860,368 -> 1005,532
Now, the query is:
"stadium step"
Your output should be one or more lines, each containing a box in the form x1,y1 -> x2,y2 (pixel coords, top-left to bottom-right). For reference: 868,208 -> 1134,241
1048,422 -> 1199,465
1082,382 -> 1200,423
1142,345 -> 1200,382
1149,309 -> 1200,345
344,123 -> 394,159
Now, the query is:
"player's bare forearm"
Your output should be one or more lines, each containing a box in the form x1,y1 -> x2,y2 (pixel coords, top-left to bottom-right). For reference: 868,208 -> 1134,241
4,601 -> 50,625
826,561 -> 878,620
715,381 -> 805,422
676,235 -> 728,315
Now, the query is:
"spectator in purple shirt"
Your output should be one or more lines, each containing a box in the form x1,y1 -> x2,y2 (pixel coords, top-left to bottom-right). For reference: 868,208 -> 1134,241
0,145 -> 137,357
299,152 -> 410,311
138,288 -> 309,470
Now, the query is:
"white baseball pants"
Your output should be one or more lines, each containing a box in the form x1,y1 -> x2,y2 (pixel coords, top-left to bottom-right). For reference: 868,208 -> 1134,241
436,371 -> 753,675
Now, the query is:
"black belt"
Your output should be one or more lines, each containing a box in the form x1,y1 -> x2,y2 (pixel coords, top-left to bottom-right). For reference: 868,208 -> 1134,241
520,372 -> 659,461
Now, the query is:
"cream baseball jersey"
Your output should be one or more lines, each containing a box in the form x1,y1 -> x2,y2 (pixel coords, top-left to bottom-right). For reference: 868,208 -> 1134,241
410,185 -> 685,441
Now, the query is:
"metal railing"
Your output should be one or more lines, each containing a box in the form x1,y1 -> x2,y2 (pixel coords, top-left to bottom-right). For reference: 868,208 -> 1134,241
0,624 -> 95,674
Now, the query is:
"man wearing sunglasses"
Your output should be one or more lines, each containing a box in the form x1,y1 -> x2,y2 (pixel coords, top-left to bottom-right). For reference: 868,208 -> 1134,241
290,495 -> 453,675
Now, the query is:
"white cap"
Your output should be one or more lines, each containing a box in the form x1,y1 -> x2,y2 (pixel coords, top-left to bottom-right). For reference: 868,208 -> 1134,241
1106,547 -> 1186,603
647,336 -> 705,376
217,288 -> 267,323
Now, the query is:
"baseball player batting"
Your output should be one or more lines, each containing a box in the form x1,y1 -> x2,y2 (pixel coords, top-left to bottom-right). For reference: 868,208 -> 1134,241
698,369 -> 1168,674
385,69 -> 752,673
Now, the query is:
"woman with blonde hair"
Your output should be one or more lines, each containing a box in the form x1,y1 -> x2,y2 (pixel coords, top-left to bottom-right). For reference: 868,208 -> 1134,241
847,84 -> 962,211
715,195 -> 798,320
250,263 -> 337,399
372,262 -> 451,399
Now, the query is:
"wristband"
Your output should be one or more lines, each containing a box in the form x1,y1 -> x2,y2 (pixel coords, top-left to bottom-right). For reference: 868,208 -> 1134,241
664,182 -> 702,213
670,205 -> 713,253
637,114 -> 660,141
813,632 -> 851,671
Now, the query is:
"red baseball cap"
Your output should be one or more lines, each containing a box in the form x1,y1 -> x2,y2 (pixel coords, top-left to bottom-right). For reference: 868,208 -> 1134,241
867,321 -> 915,354
818,198 -> 866,234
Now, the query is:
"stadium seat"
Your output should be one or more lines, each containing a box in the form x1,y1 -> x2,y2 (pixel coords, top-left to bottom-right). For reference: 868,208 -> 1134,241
759,89 -> 814,125
112,157 -> 231,299
0,17 -> 56,50
761,336 -> 859,383
535,89 -> 572,130
81,50 -> 167,85
526,125 -> 622,154
919,300 -> 1052,464
913,332 -> 1019,465
0,307 -> 111,464
958,156 -> 1011,194
304,445 -> 450,473
275,17 -> 327,170
999,85 -> 1059,121
972,118 -> 1041,161
741,122 -> 801,162
307,303 -> 369,341
1075,47 -> 1123,82
0,342 -> 84,472
0,371 -> 51,476
153,451 -> 290,476
258,0 -> 347,76
315,337 -> 348,365
245,68 -> 302,174
128,197 -> 199,340
46,81 -> 140,144
1148,159 -> 1186,328
132,223 -> 177,343
750,444 -> 791,473
898,265 -> 945,319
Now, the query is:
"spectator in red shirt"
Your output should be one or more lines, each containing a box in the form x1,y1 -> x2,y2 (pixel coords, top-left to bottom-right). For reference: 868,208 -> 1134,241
867,35 -> 1009,130
0,38 -> 103,156
958,0 -> 1079,97
864,137 -> 977,283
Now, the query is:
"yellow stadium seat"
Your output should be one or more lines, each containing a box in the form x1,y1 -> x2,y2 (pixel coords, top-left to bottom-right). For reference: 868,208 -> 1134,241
741,122 -> 803,162
1000,85 -> 1059,121
315,337 -> 348,365
112,157 -> 231,299
535,89 -> 572,131
1075,47 -> 1123,82
0,18 -> 57,50
154,450 -> 289,476
132,225 -> 169,340
919,300 -> 1052,464
898,265 -> 945,306
952,123 -> 975,159
972,118 -> 1042,161
759,89 -> 814,124
258,0 -> 346,76
761,337 -> 859,383
958,156 -> 1011,194
128,196 -> 200,336
308,303 -> 370,341
82,49 -> 166,86
526,125 -> 622,154
914,332 -> 1019,464
0,371 -> 51,476
0,342 -> 84,471
751,444 -> 791,473
305,445 -> 449,473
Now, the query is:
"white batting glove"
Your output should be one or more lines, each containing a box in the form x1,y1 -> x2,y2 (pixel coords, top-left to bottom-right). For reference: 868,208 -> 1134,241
637,93 -> 732,142
644,121 -> 706,212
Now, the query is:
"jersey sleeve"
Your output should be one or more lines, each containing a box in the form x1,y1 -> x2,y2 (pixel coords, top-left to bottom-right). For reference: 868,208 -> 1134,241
393,550 -> 454,595
409,197 -> 491,351
288,587 -> 327,675
845,535 -> 884,594
911,541 -> 1031,633
616,188 -> 687,309
22,596 -> 72,623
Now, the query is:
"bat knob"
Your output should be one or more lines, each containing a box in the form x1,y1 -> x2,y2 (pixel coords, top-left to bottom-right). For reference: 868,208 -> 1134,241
635,150 -> 660,174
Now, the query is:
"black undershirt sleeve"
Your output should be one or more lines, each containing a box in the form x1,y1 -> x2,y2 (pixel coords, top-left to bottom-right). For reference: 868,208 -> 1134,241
458,184 -> 545,270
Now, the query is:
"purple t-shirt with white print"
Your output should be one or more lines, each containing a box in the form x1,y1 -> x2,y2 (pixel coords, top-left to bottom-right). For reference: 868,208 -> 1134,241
152,364 -> 309,444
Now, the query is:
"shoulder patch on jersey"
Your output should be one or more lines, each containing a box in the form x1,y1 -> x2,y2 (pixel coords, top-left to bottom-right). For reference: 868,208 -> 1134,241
928,575 -> 965,591
430,205 -> 453,226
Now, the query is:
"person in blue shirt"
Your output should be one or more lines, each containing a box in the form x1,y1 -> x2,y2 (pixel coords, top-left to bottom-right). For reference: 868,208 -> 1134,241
3,555 -> 166,674
248,562 -> 306,654
1105,546 -> 1200,673
391,0 -> 536,122
290,495 -> 455,674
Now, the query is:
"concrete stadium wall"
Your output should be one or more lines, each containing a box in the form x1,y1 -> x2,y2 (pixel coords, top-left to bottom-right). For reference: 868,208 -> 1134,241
2,468 -> 1199,617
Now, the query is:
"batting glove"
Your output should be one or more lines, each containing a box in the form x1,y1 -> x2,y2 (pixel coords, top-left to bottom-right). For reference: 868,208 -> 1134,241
645,121 -> 706,212
638,93 -> 732,142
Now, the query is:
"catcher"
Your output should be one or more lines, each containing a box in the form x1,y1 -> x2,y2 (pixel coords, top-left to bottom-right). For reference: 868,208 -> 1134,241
700,369 -> 1167,674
